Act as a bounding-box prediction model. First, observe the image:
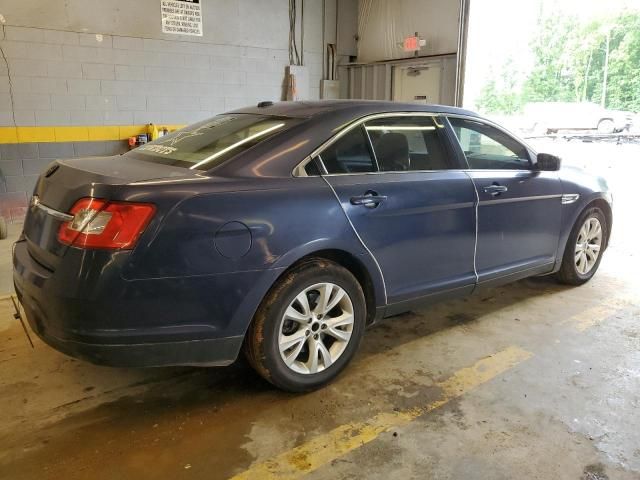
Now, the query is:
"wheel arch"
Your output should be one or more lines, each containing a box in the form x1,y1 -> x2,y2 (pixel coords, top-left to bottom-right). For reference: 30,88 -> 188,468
274,249 -> 380,325
597,118 -> 616,132
239,246 -> 384,341
588,197 -> 613,249
554,194 -> 613,272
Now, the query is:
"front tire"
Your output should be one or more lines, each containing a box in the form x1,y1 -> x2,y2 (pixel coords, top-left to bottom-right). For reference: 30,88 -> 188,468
244,259 -> 366,392
556,207 -> 607,285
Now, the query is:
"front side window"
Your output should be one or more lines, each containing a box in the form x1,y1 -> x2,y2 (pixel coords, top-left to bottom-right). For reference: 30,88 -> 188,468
319,126 -> 377,174
449,117 -> 531,170
365,116 -> 451,171
125,114 -> 299,171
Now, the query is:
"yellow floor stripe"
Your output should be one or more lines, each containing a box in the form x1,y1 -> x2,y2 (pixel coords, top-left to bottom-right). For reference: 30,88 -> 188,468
573,305 -> 617,332
0,125 -> 186,143
229,345 -> 533,480
561,304 -> 619,332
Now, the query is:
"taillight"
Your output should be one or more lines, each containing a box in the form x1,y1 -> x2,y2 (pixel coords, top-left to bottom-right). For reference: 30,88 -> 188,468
58,198 -> 155,249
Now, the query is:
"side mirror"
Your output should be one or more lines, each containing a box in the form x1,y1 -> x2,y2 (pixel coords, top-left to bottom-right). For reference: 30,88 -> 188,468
536,153 -> 561,171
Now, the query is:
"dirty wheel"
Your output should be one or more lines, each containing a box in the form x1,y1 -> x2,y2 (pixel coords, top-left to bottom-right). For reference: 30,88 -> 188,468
556,207 -> 607,285
244,259 -> 366,392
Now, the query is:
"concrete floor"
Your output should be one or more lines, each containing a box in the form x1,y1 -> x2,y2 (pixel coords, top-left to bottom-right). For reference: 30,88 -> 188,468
0,139 -> 638,480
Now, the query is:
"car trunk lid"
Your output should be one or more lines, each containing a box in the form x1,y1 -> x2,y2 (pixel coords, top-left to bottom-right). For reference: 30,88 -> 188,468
23,155 -> 204,270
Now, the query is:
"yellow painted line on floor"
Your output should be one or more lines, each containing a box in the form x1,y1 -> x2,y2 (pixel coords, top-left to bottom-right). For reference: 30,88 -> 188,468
229,345 -> 533,480
0,125 -> 186,143
575,305 -> 614,332
566,305 -> 619,332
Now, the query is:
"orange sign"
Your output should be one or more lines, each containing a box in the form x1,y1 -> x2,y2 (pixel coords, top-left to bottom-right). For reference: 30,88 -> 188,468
403,36 -> 419,52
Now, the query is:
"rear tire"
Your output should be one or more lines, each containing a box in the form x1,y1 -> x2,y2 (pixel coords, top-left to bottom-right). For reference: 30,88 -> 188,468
597,119 -> 615,134
244,259 -> 366,392
0,216 -> 7,240
556,207 -> 607,285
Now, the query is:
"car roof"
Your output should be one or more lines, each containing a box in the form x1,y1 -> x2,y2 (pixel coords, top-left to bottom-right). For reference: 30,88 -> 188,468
231,100 -> 481,119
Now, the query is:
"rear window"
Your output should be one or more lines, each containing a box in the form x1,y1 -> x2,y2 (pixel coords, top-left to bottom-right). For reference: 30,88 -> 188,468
125,114 -> 299,171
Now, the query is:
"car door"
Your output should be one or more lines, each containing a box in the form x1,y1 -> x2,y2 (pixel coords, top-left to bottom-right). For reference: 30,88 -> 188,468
320,114 -> 477,306
447,116 -> 563,284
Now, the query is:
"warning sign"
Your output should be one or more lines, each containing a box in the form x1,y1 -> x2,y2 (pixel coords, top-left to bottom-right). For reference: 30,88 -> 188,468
161,0 -> 203,36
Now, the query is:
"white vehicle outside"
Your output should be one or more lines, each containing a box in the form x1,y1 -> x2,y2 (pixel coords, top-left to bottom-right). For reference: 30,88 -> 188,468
524,102 -> 633,134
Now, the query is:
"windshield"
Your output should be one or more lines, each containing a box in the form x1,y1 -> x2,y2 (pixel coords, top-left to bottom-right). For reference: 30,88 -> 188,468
125,114 -> 299,171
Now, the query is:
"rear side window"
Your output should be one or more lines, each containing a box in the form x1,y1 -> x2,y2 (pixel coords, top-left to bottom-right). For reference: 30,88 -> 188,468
449,117 -> 530,170
319,126 -> 376,174
365,116 -> 451,171
125,114 -> 299,171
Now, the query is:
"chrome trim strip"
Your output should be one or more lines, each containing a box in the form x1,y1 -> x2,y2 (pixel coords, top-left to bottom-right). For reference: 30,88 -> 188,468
478,193 -> 562,206
319,168 -> 465,177
317,167 -> 538,178
292,111 -> 440,177
293,110 -> 539,177
374,201 -> 474,217
363,125 -> 381,171
292,160 -> 310,177
316,154 -> 329,175
321,175 -> 388,305
445,113 -> 538,157
465,172 -> 480,285
311,112 -> 439,159
477,261 -> 556,285
35,202 -> 73,222
561,193 -> 580,204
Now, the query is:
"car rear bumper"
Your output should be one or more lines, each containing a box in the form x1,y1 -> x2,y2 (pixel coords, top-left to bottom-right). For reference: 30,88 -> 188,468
18,303 -> 243,367
12,239 -> 271,367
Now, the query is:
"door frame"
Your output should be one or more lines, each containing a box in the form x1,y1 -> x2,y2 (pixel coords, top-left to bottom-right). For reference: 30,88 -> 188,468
442,114 -> 563,286
294,111 -> 469,177
297,111 -> 476,310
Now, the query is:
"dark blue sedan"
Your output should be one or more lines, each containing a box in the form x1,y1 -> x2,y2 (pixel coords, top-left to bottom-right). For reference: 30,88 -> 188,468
13,101 -> 612,391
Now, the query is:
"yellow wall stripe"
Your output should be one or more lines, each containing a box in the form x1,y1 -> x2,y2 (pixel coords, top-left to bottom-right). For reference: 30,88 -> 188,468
0,125 -> 186,144
230,346 -> 533,480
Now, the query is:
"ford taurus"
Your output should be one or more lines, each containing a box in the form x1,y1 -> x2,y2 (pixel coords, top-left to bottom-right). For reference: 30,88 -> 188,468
13,101 -> 612,392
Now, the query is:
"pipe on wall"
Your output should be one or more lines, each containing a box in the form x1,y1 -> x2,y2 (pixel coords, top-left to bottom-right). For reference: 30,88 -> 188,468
454,0 -> 470,107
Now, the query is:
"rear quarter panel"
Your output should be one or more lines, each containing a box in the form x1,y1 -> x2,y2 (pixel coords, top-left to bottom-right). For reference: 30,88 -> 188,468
123,176 -> 386,336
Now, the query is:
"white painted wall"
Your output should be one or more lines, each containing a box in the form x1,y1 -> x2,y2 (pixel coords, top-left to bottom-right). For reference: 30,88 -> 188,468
0,0 -> 359,129
0,0 -> 359,210
357,0 -> 460,62
3,0 -> 291,49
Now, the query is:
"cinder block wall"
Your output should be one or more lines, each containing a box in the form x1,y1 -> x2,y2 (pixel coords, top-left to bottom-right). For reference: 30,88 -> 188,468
0,0 -> 349,222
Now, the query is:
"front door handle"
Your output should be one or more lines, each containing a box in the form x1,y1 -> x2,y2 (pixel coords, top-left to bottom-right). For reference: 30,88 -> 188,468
350,191 -> 387,208
483,184 -> 508,196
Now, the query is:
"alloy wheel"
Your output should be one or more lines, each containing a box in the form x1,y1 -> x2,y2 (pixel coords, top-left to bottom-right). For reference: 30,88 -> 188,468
574,217 -> 603,275
278,282 -> 354,374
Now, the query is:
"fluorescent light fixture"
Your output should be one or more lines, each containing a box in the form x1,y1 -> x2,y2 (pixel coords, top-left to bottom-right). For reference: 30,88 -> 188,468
365,126 -> 436,131
190,123 -> 285,169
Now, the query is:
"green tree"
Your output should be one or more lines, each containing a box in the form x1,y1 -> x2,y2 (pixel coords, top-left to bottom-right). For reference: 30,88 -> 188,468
605,13 -> 640,111
475,9 -> 640,114
521,15 -> 578,103
475,59 -> 524,114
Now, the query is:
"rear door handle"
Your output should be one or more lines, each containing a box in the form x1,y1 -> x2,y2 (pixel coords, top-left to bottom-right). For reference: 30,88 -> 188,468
350,192 -> 387,208
483,184 -> 508,196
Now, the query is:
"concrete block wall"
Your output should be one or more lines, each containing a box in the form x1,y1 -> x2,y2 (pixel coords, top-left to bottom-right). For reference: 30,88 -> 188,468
0,0 -> 349,222
0,25 -> 297,126
0,140 -> 128,222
